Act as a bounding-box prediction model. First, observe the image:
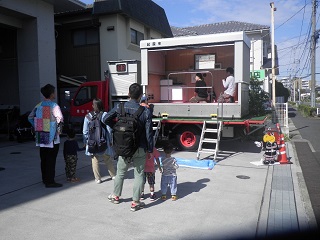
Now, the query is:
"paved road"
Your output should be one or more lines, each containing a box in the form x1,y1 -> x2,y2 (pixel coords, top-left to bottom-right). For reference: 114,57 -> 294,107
289,106 -> 320,228
0,110 -> 320,239
289,107 -> 320,152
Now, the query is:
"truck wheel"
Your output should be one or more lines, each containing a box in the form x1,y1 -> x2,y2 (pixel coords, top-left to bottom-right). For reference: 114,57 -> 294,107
176,126 -> 200,151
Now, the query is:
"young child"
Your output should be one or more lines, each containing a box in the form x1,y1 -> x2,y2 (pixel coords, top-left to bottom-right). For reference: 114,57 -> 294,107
141,147 -> 162,201
63,128 -> 84,183
160,143 -> 179,201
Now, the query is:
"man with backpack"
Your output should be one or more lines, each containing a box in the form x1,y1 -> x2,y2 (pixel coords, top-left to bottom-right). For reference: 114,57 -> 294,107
83,98 -> 116,184
102,83 -> 153,212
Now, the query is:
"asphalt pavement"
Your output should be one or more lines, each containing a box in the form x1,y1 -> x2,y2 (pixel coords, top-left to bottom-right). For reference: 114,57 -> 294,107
288,106 -> 320,230
0,112 -> 320,239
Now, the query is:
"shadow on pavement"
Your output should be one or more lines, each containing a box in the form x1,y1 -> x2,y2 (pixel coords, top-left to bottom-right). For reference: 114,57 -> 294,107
177,178 -> 210,199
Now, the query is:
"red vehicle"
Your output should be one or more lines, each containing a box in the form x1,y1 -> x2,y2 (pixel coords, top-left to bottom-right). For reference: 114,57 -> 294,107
68,60 -> 139,133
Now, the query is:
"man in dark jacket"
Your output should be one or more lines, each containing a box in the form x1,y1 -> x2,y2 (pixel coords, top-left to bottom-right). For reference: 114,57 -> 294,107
102,83 -> 153,211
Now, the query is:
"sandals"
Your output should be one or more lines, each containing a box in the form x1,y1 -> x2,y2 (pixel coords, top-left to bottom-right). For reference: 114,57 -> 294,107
70,177 -> 80,183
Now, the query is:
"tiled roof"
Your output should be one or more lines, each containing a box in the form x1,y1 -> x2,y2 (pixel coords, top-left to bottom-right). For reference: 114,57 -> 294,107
93,0 -> 172,37
172,21 -> 269,37
171,26 -> 197,37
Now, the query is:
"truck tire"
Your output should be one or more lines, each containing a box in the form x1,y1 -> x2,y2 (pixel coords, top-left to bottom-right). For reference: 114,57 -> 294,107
175,126 -> 200,151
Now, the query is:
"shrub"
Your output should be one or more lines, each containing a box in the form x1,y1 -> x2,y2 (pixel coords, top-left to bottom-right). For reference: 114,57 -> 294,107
297,104 -> 317,117
249,78 -> 270,117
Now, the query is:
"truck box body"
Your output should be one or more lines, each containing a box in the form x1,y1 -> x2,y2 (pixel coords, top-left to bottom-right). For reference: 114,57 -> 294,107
140,31 -> 251,119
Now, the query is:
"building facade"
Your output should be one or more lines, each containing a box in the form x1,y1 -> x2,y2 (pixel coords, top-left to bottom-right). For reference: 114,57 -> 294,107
0,0 -> 85,114
0,0 -> 172,116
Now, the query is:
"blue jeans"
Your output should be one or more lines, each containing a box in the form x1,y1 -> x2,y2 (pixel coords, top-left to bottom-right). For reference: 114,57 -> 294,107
113,148 -> 146,202
161,175 -> 177,195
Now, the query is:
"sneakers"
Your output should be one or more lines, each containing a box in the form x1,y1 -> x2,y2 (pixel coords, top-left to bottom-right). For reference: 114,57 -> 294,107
112,176 -> 116,180
108,194 -> 120,204
161,195 -> 166,200
150,193 -> 157,201
171,195 -> 177,201
130,201 -> 145,212
95,179 -> 102,184
140,192 -> 145,200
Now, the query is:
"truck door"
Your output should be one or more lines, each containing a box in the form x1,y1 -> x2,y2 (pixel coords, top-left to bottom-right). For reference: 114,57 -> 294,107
69,82 -> 104,132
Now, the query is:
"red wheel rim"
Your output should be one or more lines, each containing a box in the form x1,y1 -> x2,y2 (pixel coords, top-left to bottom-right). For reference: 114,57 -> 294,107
180,131 -> 196,147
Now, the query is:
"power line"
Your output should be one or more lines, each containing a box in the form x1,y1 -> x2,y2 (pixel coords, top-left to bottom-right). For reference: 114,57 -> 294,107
275,3 -> 308,30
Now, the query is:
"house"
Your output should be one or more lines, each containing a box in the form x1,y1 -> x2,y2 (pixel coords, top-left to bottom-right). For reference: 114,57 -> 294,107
54,0 -> 172,83
171,21 -> 279,94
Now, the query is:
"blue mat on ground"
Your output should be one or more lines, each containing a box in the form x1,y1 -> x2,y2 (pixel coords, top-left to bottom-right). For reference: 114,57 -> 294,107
160,157 -> 215,170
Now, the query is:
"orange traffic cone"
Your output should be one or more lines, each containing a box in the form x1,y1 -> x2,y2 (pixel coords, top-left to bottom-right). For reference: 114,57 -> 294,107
277,134 -> 291,164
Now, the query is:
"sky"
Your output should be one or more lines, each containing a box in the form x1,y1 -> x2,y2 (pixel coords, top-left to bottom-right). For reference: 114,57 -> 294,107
81,0 -> 319,83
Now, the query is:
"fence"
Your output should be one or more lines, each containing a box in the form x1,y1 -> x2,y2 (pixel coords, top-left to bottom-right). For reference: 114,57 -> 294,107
272,103 -> 288,134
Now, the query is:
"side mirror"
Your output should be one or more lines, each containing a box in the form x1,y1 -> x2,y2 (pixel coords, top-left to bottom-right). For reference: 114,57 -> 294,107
64,90 -> 71,101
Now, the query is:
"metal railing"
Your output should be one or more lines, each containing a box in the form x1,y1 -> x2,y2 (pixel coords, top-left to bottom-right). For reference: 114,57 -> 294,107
272,103 -> 288,134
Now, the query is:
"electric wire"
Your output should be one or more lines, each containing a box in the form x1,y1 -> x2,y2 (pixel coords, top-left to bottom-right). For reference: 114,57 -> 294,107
289,0 -> 307,78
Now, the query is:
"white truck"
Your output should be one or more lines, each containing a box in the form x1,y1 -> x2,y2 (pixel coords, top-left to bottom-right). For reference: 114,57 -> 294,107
140,31 -> 250,119
138,31 -> 265,153
69,31 -> 266,154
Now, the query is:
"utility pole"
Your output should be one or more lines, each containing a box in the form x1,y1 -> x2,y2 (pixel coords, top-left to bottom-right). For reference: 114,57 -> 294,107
293,78 -> 296,101
270,2 -> 276,107
251,40 -> 255,75
310,0 -> 317,108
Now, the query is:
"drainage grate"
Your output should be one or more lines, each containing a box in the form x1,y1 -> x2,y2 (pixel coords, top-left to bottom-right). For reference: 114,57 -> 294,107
236,175 -> 250,179
10,152 -> 21,154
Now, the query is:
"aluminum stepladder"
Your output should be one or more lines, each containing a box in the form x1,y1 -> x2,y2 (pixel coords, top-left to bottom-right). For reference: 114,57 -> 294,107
196,99 -> 223,160
196,120 -> 222,160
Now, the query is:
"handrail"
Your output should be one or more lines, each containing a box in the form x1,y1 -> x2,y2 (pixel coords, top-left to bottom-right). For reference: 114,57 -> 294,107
162,71 -> 215,102
217,93 -> 224,125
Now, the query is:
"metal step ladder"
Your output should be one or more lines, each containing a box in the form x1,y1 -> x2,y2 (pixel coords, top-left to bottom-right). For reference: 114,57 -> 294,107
152,119 -> 161,146
197,120 -> 222,160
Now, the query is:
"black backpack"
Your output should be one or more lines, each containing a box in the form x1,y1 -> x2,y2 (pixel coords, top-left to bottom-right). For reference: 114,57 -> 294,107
86,111 -> 107,154
113,103 -> 144,160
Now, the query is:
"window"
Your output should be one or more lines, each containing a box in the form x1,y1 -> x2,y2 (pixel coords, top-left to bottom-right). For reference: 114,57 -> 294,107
73,28 -> 99,47
74,86 -> 98,106
194,54 -> 216,70
130,28 -> 144,45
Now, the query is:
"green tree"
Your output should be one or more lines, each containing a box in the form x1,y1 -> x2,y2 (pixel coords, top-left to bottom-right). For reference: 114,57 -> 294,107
275,80 -> 290,102
249,78 -> 270,116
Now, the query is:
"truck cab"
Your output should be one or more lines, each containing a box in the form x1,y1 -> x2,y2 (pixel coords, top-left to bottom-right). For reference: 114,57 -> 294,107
68,60 -> 140,132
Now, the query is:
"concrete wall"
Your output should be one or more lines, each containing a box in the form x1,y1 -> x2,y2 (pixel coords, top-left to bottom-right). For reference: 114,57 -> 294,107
249,33 -> 264,71
235,40 -> 250,116
99,14 -> 162,80
0,0 -> 56,114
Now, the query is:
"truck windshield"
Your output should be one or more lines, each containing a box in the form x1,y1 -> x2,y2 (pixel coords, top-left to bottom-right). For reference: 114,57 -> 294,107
73,86 -> 98,106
